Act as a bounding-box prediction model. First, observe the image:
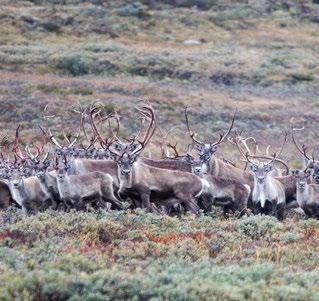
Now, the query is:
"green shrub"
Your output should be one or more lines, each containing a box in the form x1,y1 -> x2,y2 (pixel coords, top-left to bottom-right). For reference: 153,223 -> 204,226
53,52 -> 96,76
290,73 -> 314,82
233,215 -> 283,240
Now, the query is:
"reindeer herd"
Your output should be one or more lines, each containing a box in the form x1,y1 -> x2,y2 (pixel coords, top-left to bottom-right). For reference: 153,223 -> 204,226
0,102 -> 318,220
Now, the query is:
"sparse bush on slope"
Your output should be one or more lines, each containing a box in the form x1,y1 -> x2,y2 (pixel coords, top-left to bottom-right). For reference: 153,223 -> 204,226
0,209 -> 318,300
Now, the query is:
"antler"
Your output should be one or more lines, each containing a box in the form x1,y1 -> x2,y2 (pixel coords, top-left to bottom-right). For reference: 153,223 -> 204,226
158,125 -> 181,159
90,106 -> 119,149
185,106 -> 236,147
39,105 -> 81,149
13,125 -> 26,160
265,131 -> 288,165
131,102 -> 156,156
184,107 -> 203,145
228,132 -> 252,160
291,125 -> 311,161
212,109 -> 237,147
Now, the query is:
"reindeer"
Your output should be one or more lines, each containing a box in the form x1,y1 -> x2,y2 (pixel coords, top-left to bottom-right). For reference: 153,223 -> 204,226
1,158 -> 51,215
184,107 -> 257,189
291,125 -> 319,184
106,103 -> 216,214
0,127 -> 55,214
228,132 -> 298,207
234,133 -> 288,220
291,169 -> 319,218
0,168 -> 13,210
182,144 -> 250,216
55,159 -> 123,212
24,143 -> 62,211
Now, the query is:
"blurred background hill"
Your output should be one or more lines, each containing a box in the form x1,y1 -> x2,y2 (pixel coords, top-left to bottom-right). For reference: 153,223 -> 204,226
0,0 -> 318,163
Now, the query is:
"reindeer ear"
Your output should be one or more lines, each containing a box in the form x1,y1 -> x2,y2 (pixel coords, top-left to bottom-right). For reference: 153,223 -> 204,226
185,154 -> 193,163
265,164 -> 272,172
248,163 -> 256,171
306,169 -> 312,176
306,160 -> 314,169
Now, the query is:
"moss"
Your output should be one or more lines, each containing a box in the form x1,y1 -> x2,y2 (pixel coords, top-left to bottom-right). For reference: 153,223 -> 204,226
290,73 -> 314,82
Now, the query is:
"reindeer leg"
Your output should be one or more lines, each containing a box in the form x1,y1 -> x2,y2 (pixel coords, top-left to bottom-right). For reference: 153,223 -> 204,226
139,189 -> 152,212
176,192 -> 199,215
63,197 -> 73,212
50,198 -> 58,210
276,202 -> 286,221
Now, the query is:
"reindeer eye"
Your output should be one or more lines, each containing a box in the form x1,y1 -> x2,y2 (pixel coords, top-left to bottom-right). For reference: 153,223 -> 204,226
249,165 -> 256,172
264,165 -> 271,172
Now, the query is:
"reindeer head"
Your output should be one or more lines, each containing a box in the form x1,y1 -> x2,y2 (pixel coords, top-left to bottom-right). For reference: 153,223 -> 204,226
229,131 -> 289,176
104,103 -> 156,176
246,132 -> 288,184
248,161 -> 274,184
116,149 -> 138,176
183,144 -> 209,176
56,160 -> 69,182
291,125 -> 319,183
184,107 -> 236,162
291,169 -> 311,191
4,159 -> 31,188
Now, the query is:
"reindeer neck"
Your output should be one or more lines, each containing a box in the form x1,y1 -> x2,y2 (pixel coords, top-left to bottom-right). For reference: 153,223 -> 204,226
252,174 -> 275,206
117,163 -> 135,192
57,173 -> 70,199
296,182 -> 309,207
10,180 -> 27,206
208,156 -> 218,175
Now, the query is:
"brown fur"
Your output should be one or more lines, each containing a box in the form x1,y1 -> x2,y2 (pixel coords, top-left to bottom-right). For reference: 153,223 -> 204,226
0,181 -> 12,209
203,175 -> 250,216
57,171 -> 123,211
119,160 -> 204,214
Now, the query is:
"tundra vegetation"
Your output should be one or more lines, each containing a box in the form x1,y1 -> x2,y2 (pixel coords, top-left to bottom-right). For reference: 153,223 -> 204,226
0,0 -> 319,300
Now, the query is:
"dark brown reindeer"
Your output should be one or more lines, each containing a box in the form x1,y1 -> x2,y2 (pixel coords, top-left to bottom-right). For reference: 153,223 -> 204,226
0,137 -> 14,209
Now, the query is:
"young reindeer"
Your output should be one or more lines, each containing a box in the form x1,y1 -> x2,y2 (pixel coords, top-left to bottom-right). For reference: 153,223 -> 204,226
183,144 -> 251,216
107,103 -> 213,214
56,156 -> 123,212
291,169 -> 319,218
236,133 -> 288,220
